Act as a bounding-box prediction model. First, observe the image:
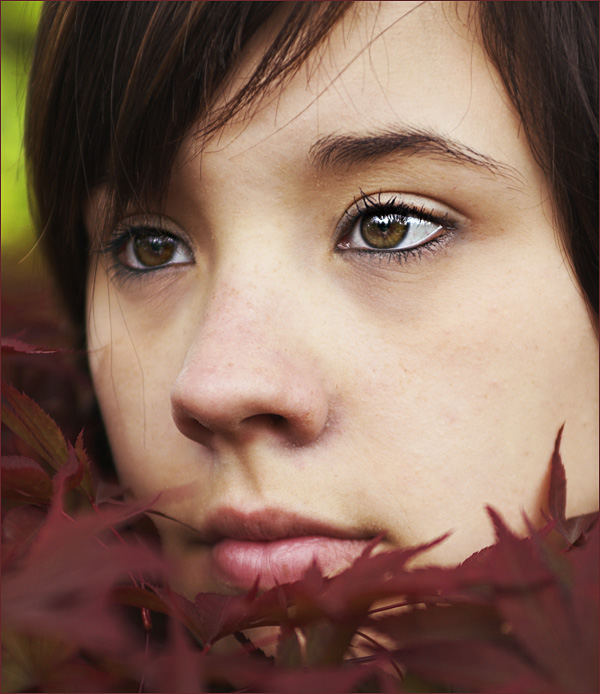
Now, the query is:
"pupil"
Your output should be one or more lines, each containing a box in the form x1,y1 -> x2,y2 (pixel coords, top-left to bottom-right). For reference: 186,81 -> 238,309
360,214 -> 408,249
134,233 -> 175,267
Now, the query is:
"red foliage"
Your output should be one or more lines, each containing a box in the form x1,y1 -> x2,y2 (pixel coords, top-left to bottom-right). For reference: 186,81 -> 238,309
1,343 -> 598,692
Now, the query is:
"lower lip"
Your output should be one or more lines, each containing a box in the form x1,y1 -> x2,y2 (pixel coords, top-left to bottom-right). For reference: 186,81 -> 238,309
211,536 -> 371,591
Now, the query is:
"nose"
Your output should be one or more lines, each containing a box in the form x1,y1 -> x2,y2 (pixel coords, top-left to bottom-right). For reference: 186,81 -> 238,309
170,286 -> 330,449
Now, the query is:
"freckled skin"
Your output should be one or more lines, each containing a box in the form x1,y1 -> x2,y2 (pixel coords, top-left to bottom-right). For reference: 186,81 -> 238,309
86,2 -> 598,598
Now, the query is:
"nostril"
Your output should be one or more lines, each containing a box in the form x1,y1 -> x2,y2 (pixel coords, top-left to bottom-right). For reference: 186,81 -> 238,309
241,413 -> 287,431
237,412 -> 304,441
172,408 -> 215,449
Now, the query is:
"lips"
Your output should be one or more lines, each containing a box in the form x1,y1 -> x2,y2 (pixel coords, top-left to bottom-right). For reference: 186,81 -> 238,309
194,508 -> 376,591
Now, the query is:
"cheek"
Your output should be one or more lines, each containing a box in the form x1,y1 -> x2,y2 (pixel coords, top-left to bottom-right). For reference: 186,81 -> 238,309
339,234 -> 595,540
86,272 -> 195,495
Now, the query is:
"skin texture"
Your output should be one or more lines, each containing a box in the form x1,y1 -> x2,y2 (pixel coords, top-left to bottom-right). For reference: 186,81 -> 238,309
86,2 -> 598,598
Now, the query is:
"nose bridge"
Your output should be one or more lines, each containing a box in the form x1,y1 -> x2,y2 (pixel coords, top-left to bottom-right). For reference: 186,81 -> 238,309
170,250 -> 330,448
194,248 -> 296,361
180,201 -> 313,386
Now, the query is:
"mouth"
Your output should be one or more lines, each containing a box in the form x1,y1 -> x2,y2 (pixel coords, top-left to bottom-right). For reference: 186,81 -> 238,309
191,508 -> 379,591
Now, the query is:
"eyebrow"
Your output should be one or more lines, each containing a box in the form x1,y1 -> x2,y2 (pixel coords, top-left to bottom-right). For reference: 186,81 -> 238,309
308,127 -> 523,185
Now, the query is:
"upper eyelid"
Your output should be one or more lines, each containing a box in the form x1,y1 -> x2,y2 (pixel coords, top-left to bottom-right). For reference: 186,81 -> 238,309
338,192 -> 465,234
115,214 -> 188,238
89,213 -> 188,253
111,216 -> 196,256
359,191 -> 459,215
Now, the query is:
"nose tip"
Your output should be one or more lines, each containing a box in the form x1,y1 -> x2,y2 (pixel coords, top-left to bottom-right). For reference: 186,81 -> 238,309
170,358 -> 330,448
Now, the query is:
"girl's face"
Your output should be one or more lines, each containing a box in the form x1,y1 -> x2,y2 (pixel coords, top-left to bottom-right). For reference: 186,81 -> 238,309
86,2 -> 598,597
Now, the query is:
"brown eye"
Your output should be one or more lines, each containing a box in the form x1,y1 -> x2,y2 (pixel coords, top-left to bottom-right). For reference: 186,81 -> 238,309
133,232 -> 177,267
112,225 -> 193,273
360,214 -> 409,249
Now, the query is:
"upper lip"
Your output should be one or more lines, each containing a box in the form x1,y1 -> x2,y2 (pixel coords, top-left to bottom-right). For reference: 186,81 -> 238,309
187,507 -> 376,544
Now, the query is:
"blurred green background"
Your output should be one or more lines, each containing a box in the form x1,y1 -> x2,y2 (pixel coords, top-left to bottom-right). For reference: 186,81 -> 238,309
2,1 -> 71,348
2,0 -> 42,252
1,2 -> 95,445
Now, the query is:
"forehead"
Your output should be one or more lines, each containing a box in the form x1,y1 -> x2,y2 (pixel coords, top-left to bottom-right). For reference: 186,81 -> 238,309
174,2 -> 525,175
160,0 -> 550,237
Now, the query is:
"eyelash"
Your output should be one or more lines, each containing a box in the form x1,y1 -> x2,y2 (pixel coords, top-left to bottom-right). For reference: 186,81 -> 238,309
335,191 -> 459,264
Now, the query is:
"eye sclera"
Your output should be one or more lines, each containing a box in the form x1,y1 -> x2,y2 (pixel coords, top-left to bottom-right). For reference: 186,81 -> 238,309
335,191 -> 463,253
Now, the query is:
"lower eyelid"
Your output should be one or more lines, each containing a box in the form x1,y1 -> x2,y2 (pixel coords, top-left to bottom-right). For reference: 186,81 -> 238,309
344,230 -> 456,264
104,255 -> 191,288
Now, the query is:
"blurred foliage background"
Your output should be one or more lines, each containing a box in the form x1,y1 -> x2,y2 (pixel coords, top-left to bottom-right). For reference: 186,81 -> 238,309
2,1 -> 76,350
2,1 -> 42,251
2,2 -> 95,445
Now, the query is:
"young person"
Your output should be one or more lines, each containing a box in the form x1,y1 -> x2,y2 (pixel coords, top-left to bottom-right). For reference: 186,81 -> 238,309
25,1 -> 598,599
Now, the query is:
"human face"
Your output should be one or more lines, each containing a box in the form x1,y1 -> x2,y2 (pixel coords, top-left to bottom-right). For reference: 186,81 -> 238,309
86,2 -> 598,598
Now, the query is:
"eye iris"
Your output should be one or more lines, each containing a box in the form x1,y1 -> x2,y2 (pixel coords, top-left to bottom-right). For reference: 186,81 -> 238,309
133,233 -> 176,267
360,214 -> 408,249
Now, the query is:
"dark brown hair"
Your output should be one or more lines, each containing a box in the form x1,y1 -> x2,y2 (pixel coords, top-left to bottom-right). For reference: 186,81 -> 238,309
478,2 -> 598,323
25,1 -> 598,340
